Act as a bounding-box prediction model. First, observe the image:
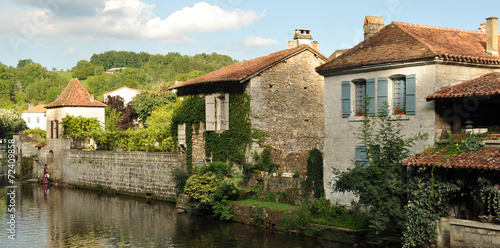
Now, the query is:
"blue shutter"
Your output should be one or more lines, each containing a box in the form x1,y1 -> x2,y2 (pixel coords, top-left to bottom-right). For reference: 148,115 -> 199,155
377,77 -> 388,115
341,81 -> 351,118
366,78 -> 376,116
406,74 -> 416,115
355,145 -> 368,167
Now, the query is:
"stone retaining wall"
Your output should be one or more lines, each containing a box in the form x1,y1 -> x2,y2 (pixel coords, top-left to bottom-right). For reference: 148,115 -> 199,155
65,150 -> 180,199
449,218 -> 500,248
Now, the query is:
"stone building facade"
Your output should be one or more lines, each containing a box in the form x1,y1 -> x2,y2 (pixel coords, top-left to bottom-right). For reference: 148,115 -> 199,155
316,17 -> 500,205
171,30 -> 327,174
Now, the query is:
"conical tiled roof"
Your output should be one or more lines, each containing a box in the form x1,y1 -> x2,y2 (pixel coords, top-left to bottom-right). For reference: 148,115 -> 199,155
45,78 -> 106,108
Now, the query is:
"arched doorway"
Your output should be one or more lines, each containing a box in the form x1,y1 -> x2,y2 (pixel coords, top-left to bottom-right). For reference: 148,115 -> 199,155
47,150 -> 54,178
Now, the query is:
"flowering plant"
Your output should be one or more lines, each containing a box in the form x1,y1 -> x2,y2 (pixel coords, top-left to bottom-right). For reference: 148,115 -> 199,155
354,107 -> 365,116
393,105 -> 405,114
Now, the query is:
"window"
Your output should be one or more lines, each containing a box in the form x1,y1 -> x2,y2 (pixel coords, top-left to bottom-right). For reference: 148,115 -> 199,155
27,117 -> 31,123
393,77 -> 406,113
205,93 -> 229,132
354,80 -> 366,112
355,145 -> 368,167
37,117 -> 40,123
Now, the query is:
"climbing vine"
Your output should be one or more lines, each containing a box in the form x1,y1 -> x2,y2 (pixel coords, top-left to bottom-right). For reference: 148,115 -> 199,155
171,93 -> 253,170
205,93 -> 252,164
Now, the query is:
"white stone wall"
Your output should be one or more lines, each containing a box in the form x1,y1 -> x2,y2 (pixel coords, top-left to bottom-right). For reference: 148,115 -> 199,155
22,112 -> 46,130
323,63 -> 500,205
46,106 -> 105,138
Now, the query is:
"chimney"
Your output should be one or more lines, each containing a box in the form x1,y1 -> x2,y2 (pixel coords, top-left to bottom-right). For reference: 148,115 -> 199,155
486,17 -> 498,55
90,94 -> 94,101
288,29 -> 318,50
28,104 -> 34,109
364,16 -> 384,40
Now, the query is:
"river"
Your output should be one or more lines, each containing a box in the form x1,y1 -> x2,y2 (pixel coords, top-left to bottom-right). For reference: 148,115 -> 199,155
0,178 -> 353,248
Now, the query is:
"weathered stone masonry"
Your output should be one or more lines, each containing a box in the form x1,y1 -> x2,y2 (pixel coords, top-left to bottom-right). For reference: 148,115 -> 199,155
65,150 -> 179,199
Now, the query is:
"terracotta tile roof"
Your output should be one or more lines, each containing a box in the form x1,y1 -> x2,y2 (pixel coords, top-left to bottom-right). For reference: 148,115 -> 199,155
170,46 -> 327,89
316,22 -> 500,73
403,147 -> 500,171
327,49 -> 350,61
45,78 -> 107,108
426,72 -> 500,100
102,86 -> 142,95
22,104 -> 46,113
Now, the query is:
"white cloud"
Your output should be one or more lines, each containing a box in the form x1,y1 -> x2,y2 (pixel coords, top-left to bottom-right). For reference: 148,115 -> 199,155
242,36 -> 278,47
63,47 -> 76,55
0,1 -> 264,44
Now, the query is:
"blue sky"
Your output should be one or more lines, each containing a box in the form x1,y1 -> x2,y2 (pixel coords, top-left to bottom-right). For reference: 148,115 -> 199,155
1,0 -> 499,70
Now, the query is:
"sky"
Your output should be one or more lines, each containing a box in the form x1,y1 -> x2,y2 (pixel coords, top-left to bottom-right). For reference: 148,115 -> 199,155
1,0 -> 500,70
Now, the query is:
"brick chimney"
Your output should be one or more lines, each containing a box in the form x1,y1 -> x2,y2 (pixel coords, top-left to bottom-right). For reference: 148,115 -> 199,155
288,29 -> 318,50
364,16 -> 384,40
486,17 -> 498,55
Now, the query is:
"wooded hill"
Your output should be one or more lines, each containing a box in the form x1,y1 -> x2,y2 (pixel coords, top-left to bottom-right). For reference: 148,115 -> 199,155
0,51 -> 238,112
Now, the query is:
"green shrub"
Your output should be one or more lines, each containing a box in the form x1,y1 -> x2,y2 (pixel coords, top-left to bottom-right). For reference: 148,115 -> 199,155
253,208 -> 265,227
197,161 -> 233,178
307,197 -> 345,219
171,167 -> 190,194
212,199 -> 233,221
184,171 -> 222,205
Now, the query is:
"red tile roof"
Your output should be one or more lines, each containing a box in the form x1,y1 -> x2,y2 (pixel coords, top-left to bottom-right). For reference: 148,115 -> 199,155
317,22 -> 500,73
403,147 -> 500,171
22,104 -> 46,113
426,72 -> 500,100
45,78 -> 107,108
170,46 -> 327,89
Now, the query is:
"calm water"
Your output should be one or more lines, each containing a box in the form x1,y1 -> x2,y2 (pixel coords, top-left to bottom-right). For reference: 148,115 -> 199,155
0,178 -> 352,248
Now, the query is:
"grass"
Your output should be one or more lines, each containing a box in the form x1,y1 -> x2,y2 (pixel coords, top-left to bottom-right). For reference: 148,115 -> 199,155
310,213 -> 371,230
233,199 -> 300,211
55,71 -> 73,81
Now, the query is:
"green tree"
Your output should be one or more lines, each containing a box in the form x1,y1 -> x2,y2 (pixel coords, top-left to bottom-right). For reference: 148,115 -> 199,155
145,99 -> 181,130
0,108 -> 27,138
130,85 -> 175,123
304,148 -> 325,199
17,59 -> 34,68
334,101 -> 425,237
72,60 -> 97,80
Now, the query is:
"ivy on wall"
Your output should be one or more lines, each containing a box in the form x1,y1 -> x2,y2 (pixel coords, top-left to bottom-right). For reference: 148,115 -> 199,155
171,93 -> 252,171
205,93 -> 251,164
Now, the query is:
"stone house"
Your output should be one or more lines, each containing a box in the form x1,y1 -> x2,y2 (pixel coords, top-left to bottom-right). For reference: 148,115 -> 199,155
316,16 -> 500,205
170,29 -> 328,174
35,78 -> 107,181
102,86 -> 142,105
22,104 -> 46,130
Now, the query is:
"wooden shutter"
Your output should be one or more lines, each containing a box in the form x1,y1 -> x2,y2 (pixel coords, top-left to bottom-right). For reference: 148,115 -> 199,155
406,74 -> 416,115
377,77 -> 388,115
355,145 -> 368,167
341,81 -> 351,118
220,93 -> 229,131
177,123 -> 186,146
205,95 -> 216,131
366,78 -> 376,116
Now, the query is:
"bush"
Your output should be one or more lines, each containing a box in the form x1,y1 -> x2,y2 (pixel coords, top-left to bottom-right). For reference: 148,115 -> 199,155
307,197 -> 346,219
171,167 -> 190,194
184,171 -> 222,205
197,161 -> 233,178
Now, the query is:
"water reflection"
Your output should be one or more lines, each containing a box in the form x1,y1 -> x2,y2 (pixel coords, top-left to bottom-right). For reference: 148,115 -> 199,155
0,180 -> 352,248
